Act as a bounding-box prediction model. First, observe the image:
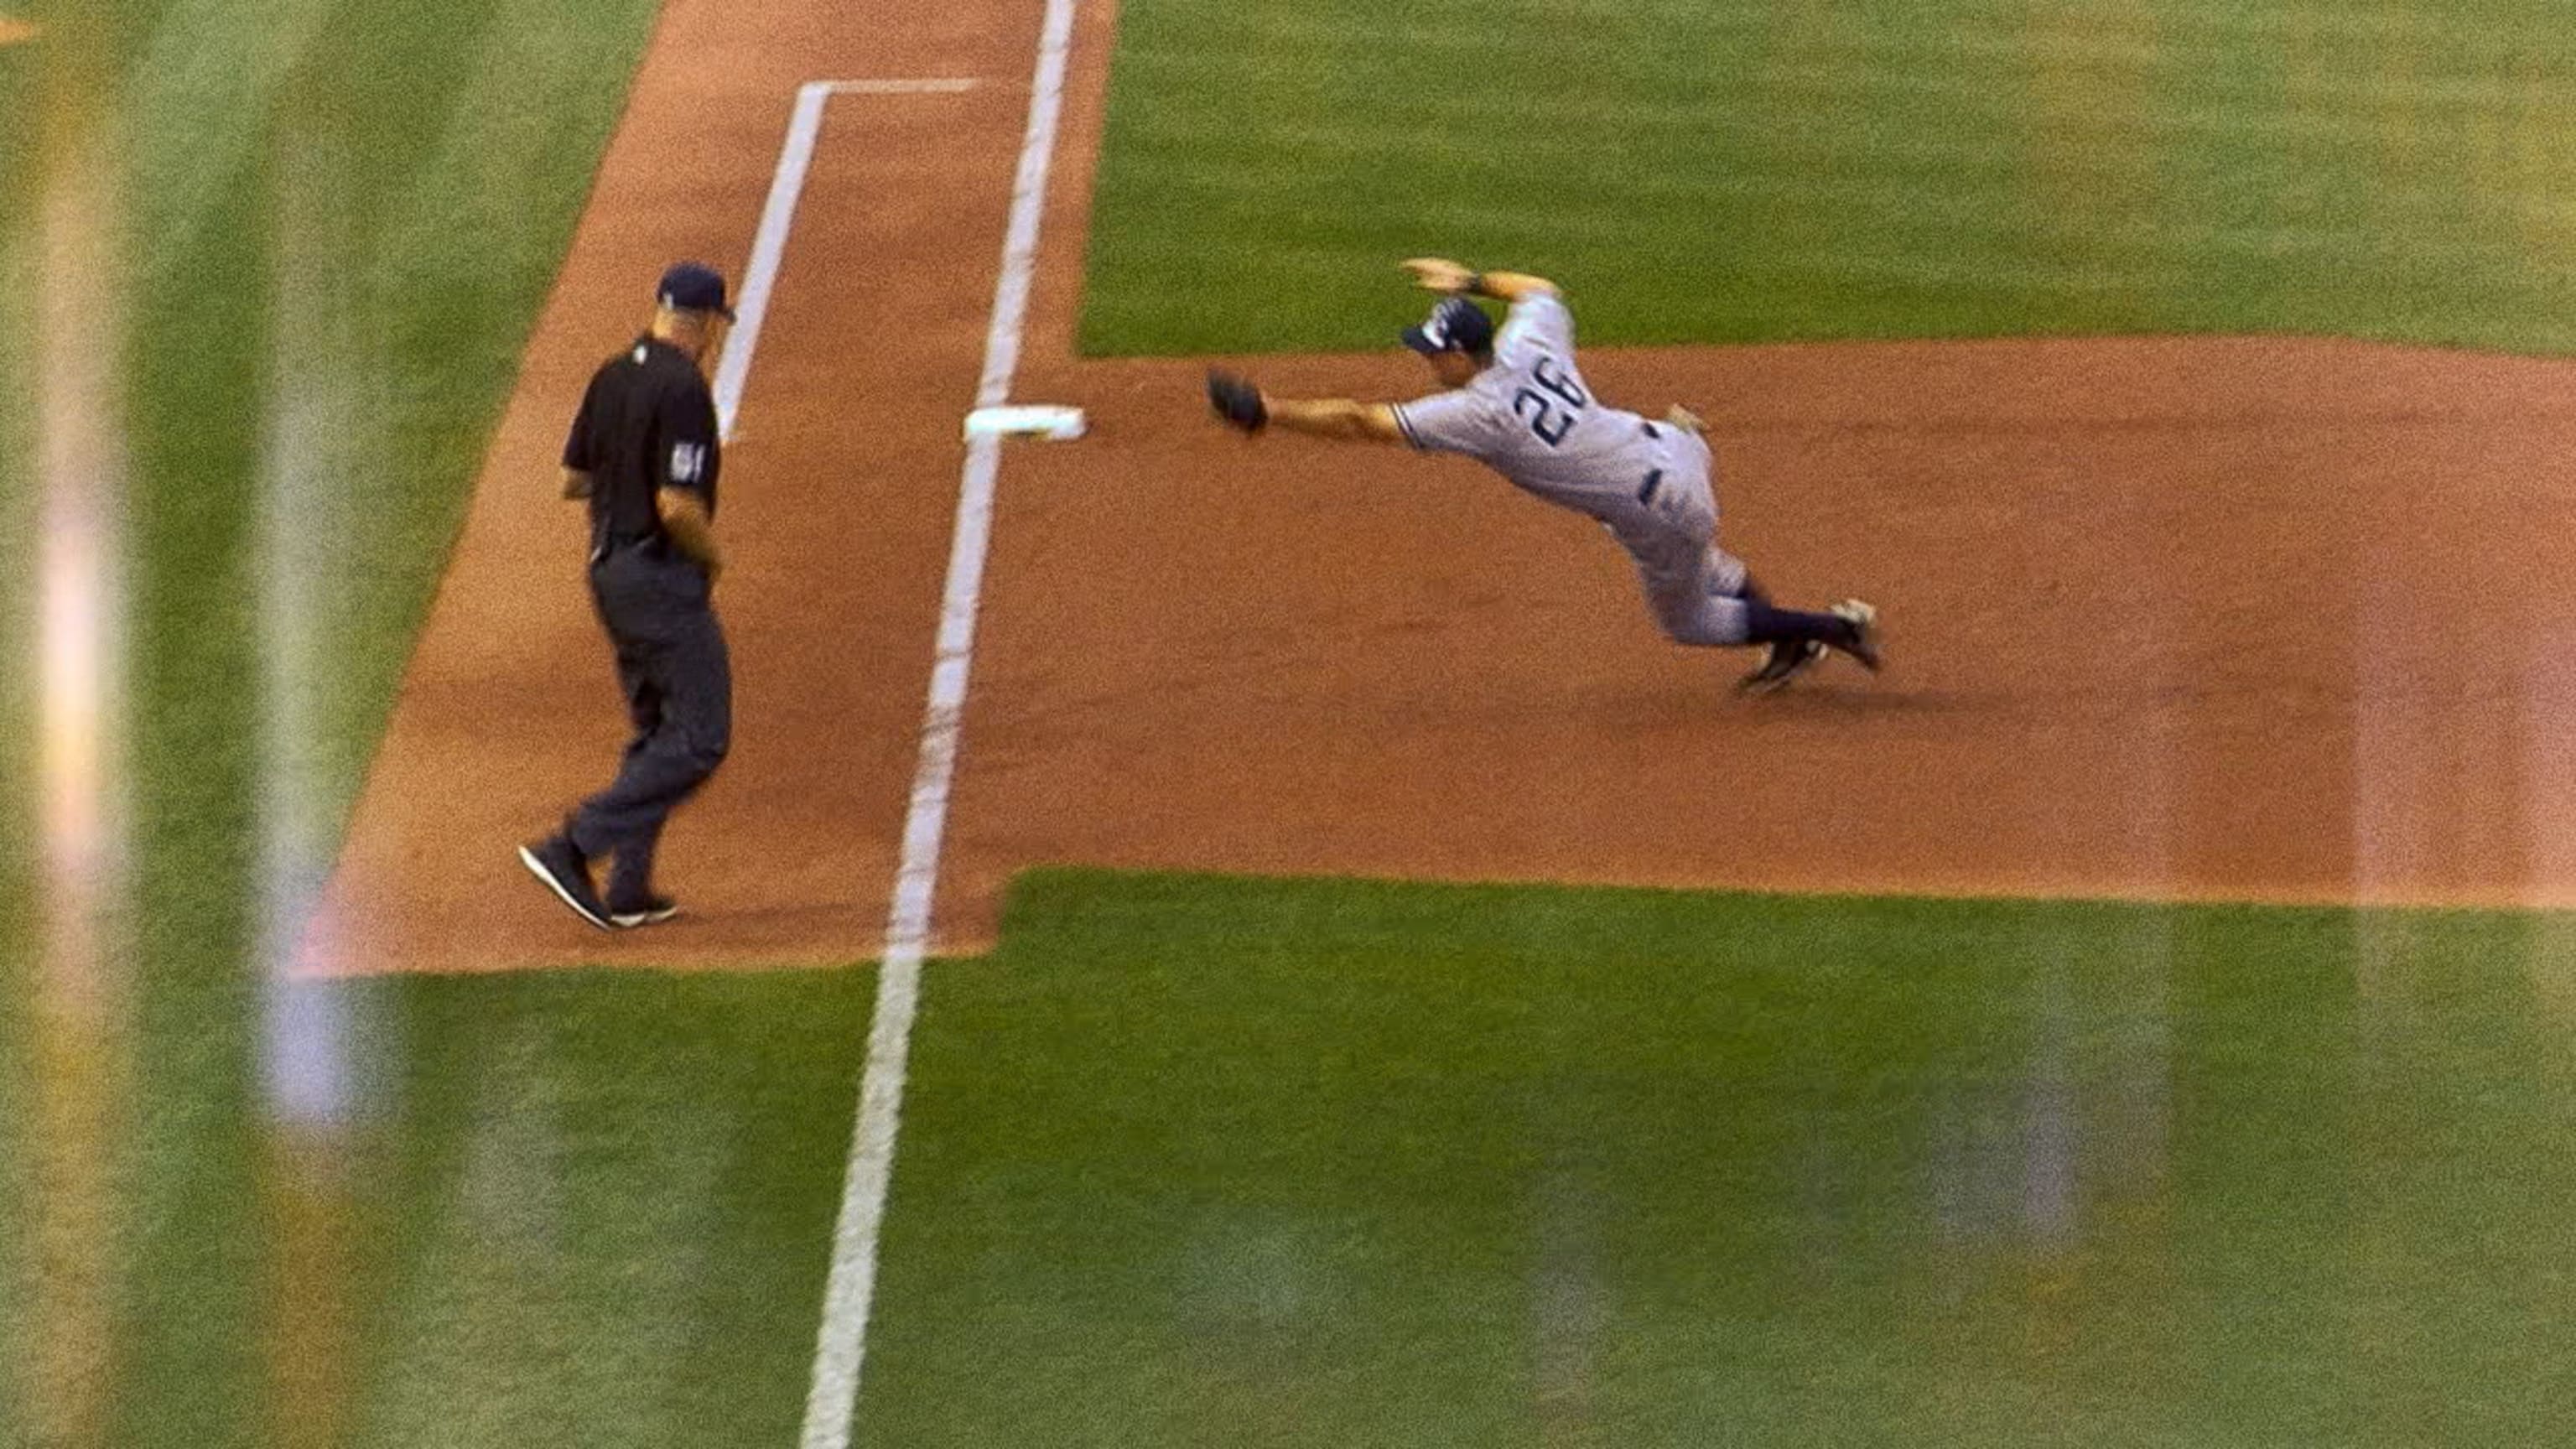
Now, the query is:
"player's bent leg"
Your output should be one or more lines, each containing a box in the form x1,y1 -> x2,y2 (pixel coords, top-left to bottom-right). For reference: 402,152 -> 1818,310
1712,561 -> 1811,694
1634,539 -> 1877,685
1646,572 -> 1751,647
1637,538 -> 1744,644
1727,585 -> 1881,688
1732,592 -> 1841,692
1701,545 -> 1749,599
1737,636 -> 1824,693
1643,556 -> 1831,651
1744,597 -> 1871,657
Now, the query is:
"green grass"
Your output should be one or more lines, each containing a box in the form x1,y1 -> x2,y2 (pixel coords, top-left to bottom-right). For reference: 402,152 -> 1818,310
1078,0 -> 2576,356
8,963 -> 875,1446
2,21 -> 56,1449
321,969 -> 872,1447
106,0 -> 664,1433
23,865 -> 2563,1446
855,870 -> 2576,1446
14,0 -> 2576,1442
0,3 -> 662,1444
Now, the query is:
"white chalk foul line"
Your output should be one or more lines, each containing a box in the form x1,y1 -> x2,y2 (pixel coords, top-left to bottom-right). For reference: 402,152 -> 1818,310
828,77 -> 980,96
797,5 -> 1078,1448
711,79 -> 983,441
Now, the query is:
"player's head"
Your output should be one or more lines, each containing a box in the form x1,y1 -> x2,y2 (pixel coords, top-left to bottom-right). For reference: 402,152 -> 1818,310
652,260 -> 736,360
1402,295 -> 1494,385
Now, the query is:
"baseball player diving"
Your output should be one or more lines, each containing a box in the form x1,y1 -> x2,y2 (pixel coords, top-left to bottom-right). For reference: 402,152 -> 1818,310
1207,257 -> 1879,692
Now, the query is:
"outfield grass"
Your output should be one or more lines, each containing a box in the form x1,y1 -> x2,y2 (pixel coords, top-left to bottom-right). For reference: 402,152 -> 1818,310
856,870 -> 2576,1447
16,866 -> 2561,1446
3,19 -> 61,1448
4,964 -> 873,1446
1079,0 -> 2576,356
320,969 -> 872,1447
0,3 -> 662,1443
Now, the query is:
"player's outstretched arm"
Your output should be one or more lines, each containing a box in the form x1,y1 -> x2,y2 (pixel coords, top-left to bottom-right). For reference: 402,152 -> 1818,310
1208,368 -> 1405,444
1401,257 -> 1558,303
1268,397 -> 1406,444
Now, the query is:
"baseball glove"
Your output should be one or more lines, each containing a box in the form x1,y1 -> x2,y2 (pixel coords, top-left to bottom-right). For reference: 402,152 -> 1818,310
1206,369 -> 1267,433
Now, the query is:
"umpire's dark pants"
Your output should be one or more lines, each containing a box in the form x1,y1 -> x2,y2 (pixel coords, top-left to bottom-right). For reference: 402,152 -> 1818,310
566,540 -> 730,899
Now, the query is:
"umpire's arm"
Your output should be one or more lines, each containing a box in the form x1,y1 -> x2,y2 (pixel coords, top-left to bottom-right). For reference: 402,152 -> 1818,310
659,488 -> 724,582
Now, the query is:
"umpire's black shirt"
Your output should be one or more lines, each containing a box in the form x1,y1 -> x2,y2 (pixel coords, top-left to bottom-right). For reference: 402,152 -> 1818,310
563,334 -> 721,560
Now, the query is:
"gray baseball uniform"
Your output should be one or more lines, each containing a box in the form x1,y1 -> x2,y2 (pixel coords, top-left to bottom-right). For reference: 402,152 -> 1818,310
1389,293 -> 1753,646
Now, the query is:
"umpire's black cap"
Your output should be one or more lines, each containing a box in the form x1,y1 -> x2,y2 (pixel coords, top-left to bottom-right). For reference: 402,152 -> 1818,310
657,261 -> 736,319
1401,295 -> 1495,356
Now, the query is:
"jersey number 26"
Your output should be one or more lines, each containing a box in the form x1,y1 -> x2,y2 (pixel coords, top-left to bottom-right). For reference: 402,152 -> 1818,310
1511,356 -> 1589,448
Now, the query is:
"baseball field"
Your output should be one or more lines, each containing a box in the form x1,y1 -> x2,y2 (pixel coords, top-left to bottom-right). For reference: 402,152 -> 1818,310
8,1 -> 2576,1446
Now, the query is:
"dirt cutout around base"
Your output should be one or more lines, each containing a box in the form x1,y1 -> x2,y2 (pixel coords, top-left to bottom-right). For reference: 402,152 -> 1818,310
303,0 -> 2576,976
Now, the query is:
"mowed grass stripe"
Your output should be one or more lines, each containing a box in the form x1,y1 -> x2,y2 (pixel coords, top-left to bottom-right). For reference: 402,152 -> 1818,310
858,870 -> 2576,1448
0,286 -> 34,1449
329,969 -> 874,1449
118,0 -> 338,278
0,2 -> 661,1444
1080,0 -> 2576,355
3,21 -> 97,1449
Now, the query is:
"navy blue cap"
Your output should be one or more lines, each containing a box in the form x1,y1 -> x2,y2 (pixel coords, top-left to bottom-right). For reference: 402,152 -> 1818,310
657,261 -> 735,319
1401,296 -> 1495,356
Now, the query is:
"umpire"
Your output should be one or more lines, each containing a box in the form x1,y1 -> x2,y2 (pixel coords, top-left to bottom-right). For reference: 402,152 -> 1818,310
518,261 -> 734,930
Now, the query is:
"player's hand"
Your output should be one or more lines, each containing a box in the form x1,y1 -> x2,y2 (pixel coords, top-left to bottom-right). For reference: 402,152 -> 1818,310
1401,257 -> 1476,295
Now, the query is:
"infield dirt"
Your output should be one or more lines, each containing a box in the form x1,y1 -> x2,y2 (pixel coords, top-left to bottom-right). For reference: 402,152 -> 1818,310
302,0 -> 2576,975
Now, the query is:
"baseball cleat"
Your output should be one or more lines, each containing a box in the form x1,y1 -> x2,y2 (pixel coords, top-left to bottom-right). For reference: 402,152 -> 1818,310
1737,638 -> 1826,694
607,893 -> 681,929
519,837 -> 613,930
1829,599 -> 1883,673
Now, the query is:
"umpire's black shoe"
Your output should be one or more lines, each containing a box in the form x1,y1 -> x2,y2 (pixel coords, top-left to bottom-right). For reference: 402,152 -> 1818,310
608,893 -> 680,930
519,836 -> 613,930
